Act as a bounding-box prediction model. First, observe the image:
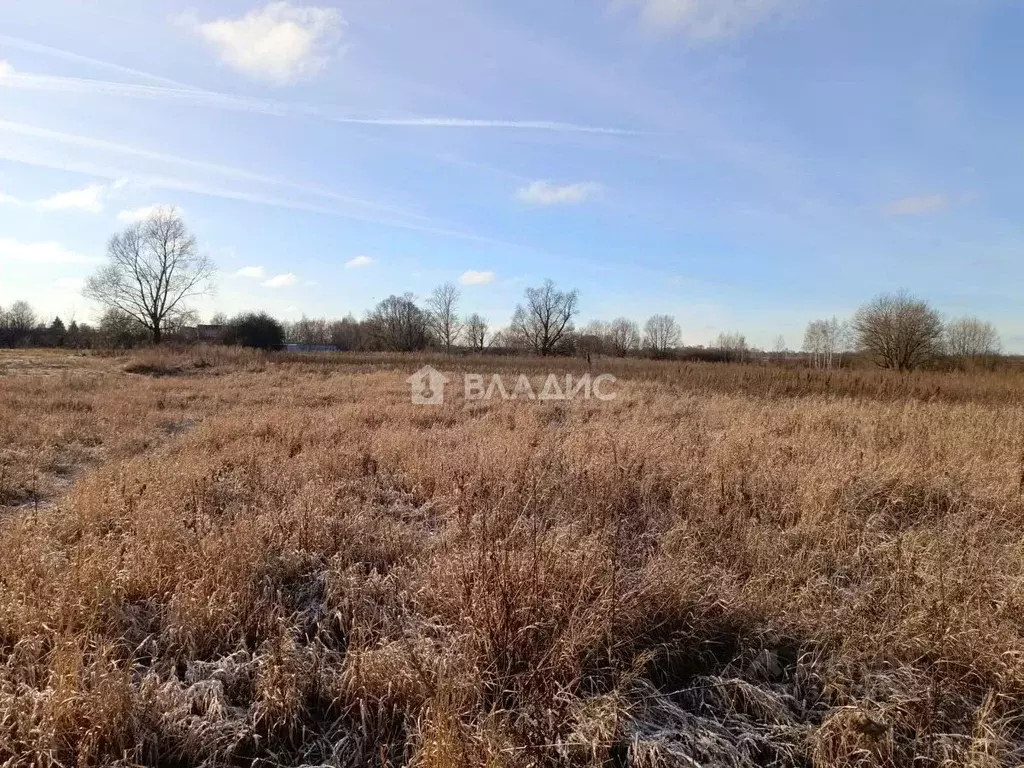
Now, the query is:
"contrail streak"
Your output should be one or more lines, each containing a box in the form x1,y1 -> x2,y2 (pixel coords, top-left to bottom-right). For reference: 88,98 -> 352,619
0,34 -> 193,88
0,118 -> 429,220
0,120 -> 544,250
0,72 -> 643,135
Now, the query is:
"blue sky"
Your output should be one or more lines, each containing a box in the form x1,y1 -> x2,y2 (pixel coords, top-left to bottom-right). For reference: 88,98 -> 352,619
1,0 -> 1022,349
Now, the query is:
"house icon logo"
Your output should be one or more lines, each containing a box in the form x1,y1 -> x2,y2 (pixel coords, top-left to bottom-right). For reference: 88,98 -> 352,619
407,365 -> 450,405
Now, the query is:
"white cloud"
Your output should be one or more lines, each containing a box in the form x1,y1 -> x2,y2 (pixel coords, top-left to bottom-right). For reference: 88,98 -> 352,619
0,183 -> 110,213
235,266 -> 268,279
883,194 -> 948,216
0,60 -> 13,78
516,180 -> 603,205
624,0 -> 788,40
189,2 -> 344,85
0,183 -> 108,212
0,237 -> 97,264
345,255 -> 374,268
117,204 -> 172,222
36,183 -> 106,212
460,270 -> 497,285
263,272 -> 298,287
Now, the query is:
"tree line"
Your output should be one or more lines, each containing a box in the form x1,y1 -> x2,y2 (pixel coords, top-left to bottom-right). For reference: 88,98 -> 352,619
0,302 -> 199,350
206,285 -> 756,362
800,292 -> 1003,371
1,208 -> 1009,371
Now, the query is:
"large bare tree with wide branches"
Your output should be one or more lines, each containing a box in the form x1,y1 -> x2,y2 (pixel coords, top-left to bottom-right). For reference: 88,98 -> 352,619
510,279 -> 579,356
852,291 -> 943,371
84,207 -> 214,344
643,314 -> 680,359
425,282 -> 463,353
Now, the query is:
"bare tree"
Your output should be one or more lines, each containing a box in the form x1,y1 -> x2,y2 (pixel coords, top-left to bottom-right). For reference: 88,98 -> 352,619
367,293 -> 429,351
464,313 -> 489,352
836,320 -> 856,367
716,331 -> 748,362
772,335 -> 787,362
329,315 -> 366,351
425,282 -> 463,353
946,317 -> 1001,366
578,320 -> 610,357
288,316 -> 330,346
7,300 -> 36,336
98,308 -> 149,349
643,314 -> 680,358
510,279 -> 579,356
802,317 -> 850,369
84,207 -> 214,343
489,327 -> 516,351
0,300 -> 37,347
608,317 -> 640,357
852,291 -> 944,371
803,320 -> 824,368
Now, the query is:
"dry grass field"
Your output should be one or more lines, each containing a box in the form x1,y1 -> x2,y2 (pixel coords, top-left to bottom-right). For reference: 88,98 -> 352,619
2,347 -> 1024,767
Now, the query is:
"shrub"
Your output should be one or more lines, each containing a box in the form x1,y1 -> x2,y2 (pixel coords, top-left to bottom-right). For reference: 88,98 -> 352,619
224,312 -> 285,350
